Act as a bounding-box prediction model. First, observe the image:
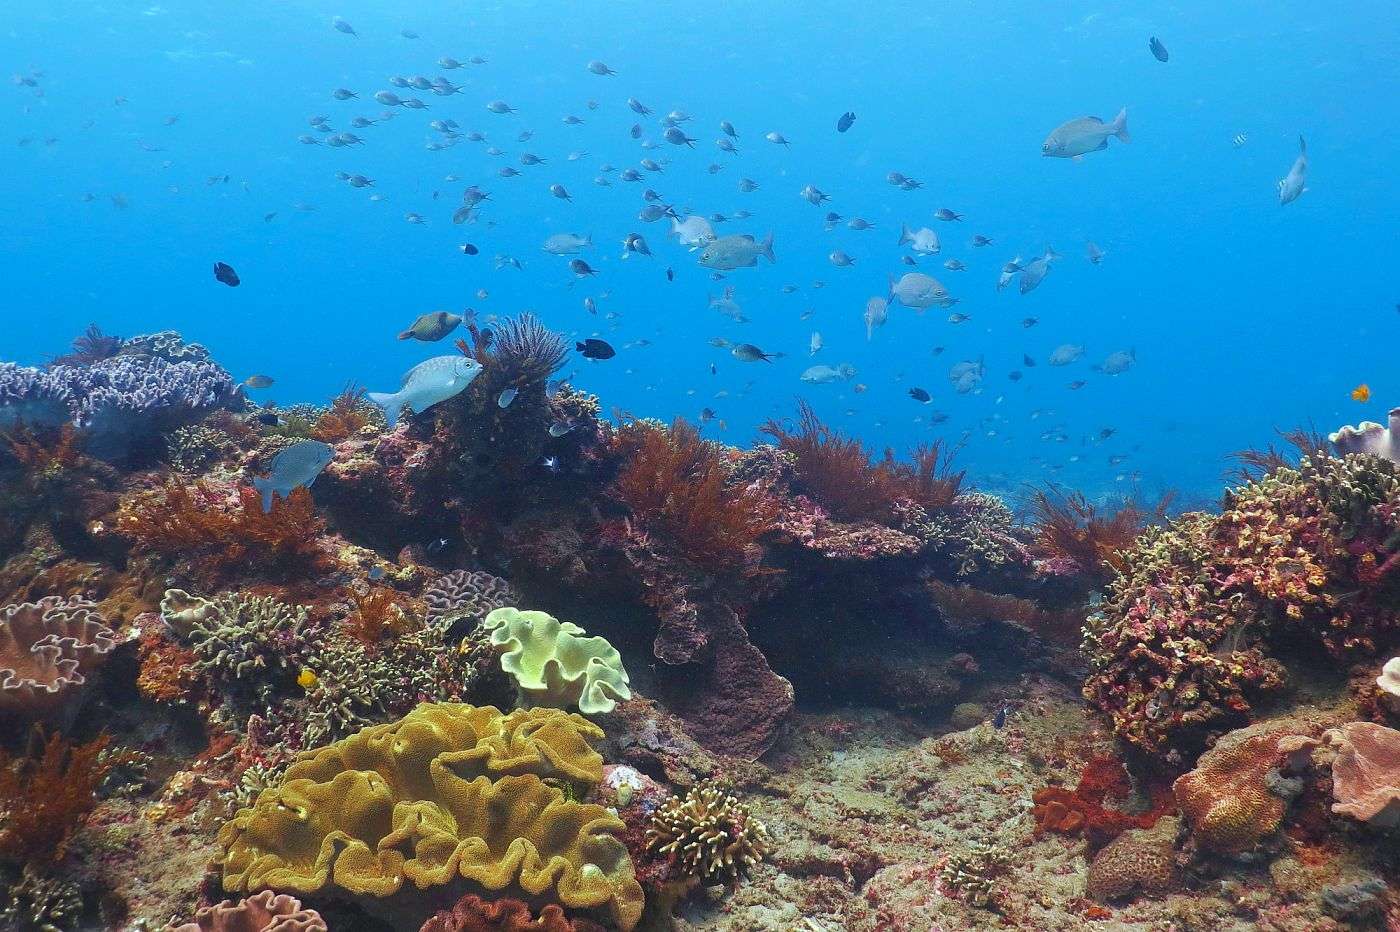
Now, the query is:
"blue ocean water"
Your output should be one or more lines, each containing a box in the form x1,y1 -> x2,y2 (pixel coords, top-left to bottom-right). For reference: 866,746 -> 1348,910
4,0 -> 1397,501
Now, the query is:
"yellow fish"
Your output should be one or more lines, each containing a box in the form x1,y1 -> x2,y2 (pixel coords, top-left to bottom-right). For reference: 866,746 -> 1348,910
297,668 -> 319,689
1351,383 -> 1371,403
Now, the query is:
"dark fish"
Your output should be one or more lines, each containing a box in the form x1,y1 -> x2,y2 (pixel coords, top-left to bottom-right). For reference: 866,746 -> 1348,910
254,411 -> 281,426
1021,317 -> 1039,328
1023,354 -> 1036,367
666,267 -> 674,282
1008,371 -> 1023,381
459,243 -> 479,255
836,111 -> 856,133
569,258 -> 597,277
993,705 -> 1008,729
213,261 -> 240,287
576,338 -> 615,360
1068,380 -> 1087,390
908,387 -> 931,403
1149,36 -> 1169,62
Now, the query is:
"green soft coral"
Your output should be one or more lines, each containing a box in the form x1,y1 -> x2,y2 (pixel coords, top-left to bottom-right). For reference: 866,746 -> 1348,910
481,608 -> 631,715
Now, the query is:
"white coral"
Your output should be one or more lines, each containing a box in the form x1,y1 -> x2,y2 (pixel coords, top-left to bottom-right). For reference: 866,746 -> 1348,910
1331,407 -> 1400,464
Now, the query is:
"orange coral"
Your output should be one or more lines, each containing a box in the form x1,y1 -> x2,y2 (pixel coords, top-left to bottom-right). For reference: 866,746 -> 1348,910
1032,757 -> 1163,850
2,422 -> 84,478
1030,488 -> 1171,579
0,731 -> 124,865
117,483 -> 324,581
612,419 -> 775,568
343,588 -> 419,648
136,629 -> 204,704
310,383 -> 374,443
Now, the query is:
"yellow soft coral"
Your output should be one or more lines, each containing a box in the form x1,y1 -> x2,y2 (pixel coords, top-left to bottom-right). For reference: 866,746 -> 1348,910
217,703 -> 643,931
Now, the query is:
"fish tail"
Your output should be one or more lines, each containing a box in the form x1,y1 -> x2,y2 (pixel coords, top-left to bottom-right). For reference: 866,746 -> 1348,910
397,330 -> 413,340
1112,107 -> 1130,143
761,232 -> 775,263
898,223 -> 911,246
366,391 -> 401,428
251,477 -> 276,514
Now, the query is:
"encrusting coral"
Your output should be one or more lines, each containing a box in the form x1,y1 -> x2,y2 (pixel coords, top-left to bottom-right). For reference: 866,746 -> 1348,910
218,703 -> 644,931
481,608 -> 632,715
167,890 -> 327,932
0,596 -> 115,724
1324,721 -> 1400,827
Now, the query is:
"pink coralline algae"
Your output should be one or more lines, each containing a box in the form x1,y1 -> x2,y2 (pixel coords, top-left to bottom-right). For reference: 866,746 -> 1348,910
771,496 -> 924,560
1325,721 -> 1400,827
0,595 -> 115,724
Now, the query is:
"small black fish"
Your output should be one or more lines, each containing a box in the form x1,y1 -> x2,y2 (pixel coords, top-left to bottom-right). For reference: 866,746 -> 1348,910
993,705 -> 1008,729
666,267 -> 674,282
1021,317 -> 1039,329
213,261 -> 240,287
836,111 -> 856,133
908,387 -> 931,403
1068,380 -> 1087,390
459,243 -> 479,256
1149,36 -> 1169,62
1008,371 -> 1023,381
576,338 -> 615,360
426,537 -> 451,555
1023,354 -> 1036,367
709,363 -> 716,376
901,255 -> 917,266
569,258 -> 597,277
254,411 -> 281,426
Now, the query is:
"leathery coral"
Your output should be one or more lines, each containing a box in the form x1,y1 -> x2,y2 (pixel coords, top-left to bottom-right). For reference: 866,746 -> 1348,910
644,780 -> 771,887
1324,721 -> 1400,827
167,890 -> 327,932
218,703 -> 643,931
0,596 -> 115,724
418,894 -> 606,932
1083,453 -> 1400,760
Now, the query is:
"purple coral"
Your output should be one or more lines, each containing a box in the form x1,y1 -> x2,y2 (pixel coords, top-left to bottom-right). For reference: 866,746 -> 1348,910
0,596 -> 115,724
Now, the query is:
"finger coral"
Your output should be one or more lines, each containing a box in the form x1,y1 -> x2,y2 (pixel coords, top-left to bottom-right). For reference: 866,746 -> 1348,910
167,890 -> 328,932
1324,721 -> 1400,827
1083,453 -> 1400,759
644,780 -> 771,887
481,608 -> 631,715
218,703 -> 643,931
0,596 -> 115,724
418,894 -> 606,932
161,589 -> 315,699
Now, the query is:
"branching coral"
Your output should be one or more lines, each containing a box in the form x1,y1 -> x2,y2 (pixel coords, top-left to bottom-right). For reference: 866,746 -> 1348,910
219,703 -> 643,931
938,842 -> 1011,910
161,588 -> 317,703
643,780 -> 771,886
118,483 -> 324,580
612,419 -> 776,569
896,492 -> 1030,575
0,732 -> 121,866
1083,454 -> 1400,759
0,864 -> 84,932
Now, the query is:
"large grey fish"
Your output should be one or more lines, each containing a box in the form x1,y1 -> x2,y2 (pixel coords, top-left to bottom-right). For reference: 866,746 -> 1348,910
887,272 -> 949,311
698,233 -> 775,270
1041,108 -> 1130,158
368,355 -> 482,427
1018,248 -> 1060,294
252,440 -> 333,513
1278,136 -> 1308,205
1049,344 -> 1085,366
1097,349 -> 1135,374
800,363 -> 856,384
948,359 -> 985,394
543,232 -> 591,255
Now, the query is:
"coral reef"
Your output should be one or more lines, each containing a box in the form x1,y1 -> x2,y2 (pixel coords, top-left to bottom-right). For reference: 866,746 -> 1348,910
1330,407 -> 1400,464
0,596 -> 115,724
1085,815 -> 1180,902
424,569 -> 518,629
643,780 -> 771,888
0,732 -> 122,866
1031,756 -> 1163,850
168,890 -> 328,932
1083,453 -> 1400,760
219,703 -> 644,930
482,607 -> 631,714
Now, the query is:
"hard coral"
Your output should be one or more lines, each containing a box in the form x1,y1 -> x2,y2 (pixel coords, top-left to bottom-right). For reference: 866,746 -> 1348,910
1084,454 -> 1400,760
167,890 -> 327,932
424,569 -> 518,630
0,596 -> 115,724
118,483 -> 324,582
612,418 -> 775,569
1172,727 -> 1314,856
1086,816 -> 1180,902
219,703 -> 643,931
1324,721 -> 1400,827
644,780 -> 771,887
419,894 -> 606,932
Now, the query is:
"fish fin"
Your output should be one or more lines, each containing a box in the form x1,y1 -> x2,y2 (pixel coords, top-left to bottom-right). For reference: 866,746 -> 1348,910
366,391 -> 401,428
1072,154 -> 1085,162
252,477 -> 276,514
1112,107 -> 1130,143
898,223 -> 911,246
1298,135 -> 1306,154
761,232 -> 775,263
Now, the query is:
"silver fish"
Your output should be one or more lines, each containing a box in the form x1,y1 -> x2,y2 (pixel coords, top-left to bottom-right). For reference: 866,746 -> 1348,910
887,272 -> 949,311
898,223 -> 940,255
1049,344 -> 1085,366
864,296 -> 888,340
1042,108 -> 1130,158
1018,248 -> 1060,294
670,215 -> 716,248
368,355 -> 483,427
252,440 -> 333,513
698,233 -> 775,270
1279,135 -> 1308,205
543,233 -> 590,255
1097,350 -> 1135,374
